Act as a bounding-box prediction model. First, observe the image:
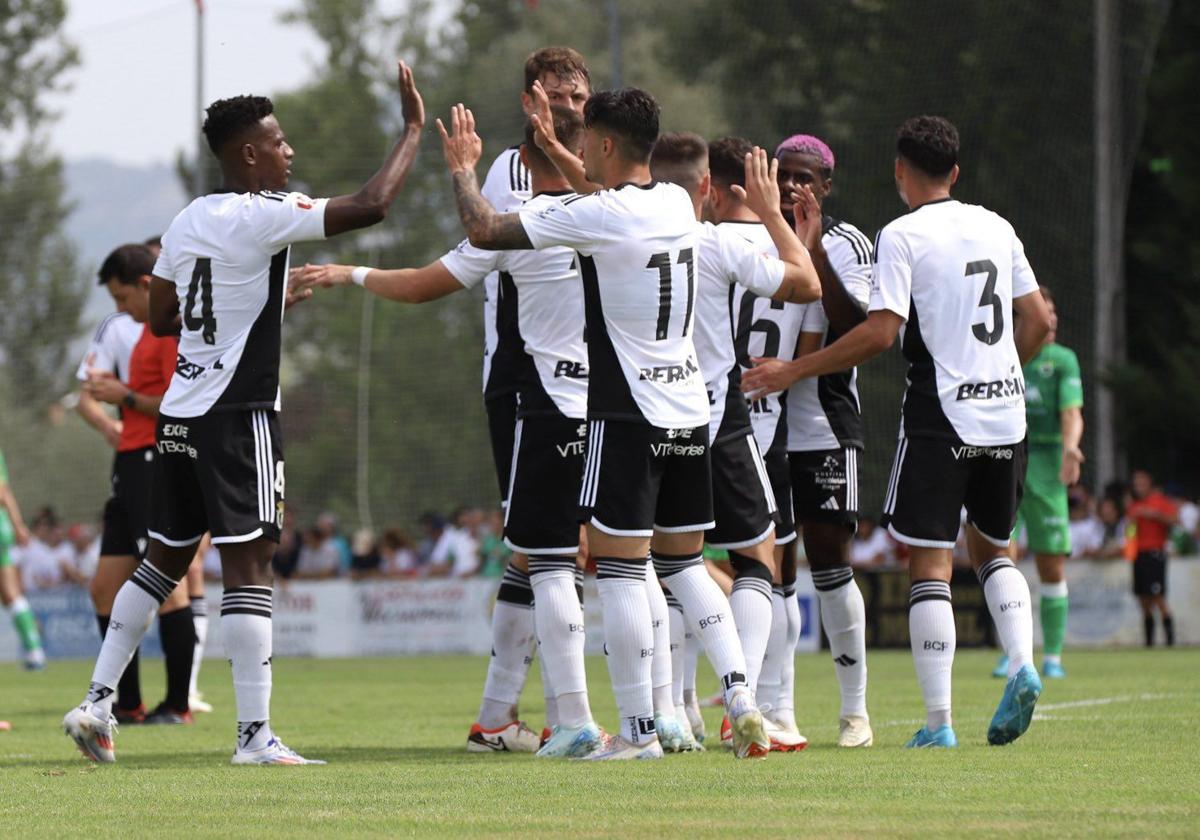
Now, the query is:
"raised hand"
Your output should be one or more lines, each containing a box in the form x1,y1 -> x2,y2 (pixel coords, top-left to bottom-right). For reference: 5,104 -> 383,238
436,104 -> 483,174
731,147 -> 782,222
397,61 -> 425,130
792,185 -> 822,250
528,80 -> 558,152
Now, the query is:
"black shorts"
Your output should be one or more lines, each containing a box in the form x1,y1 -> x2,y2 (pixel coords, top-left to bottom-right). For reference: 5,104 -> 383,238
504,413 -> 587,555
578,420 -> 714,538
707,431 -> 777,550
882,436 -> 1027,549
99,447 -> 156,559
485,393 -> 518,507
1133,550 -> 1167,596
789,447 -> 860,528
765,437 -> 796,546
149,409 -> 284,547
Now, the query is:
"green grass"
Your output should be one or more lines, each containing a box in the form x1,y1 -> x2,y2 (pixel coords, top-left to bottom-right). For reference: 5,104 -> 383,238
2,649 -> 1198,837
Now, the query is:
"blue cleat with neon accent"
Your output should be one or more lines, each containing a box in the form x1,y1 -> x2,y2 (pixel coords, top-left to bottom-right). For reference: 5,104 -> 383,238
535,721 -> 603,758
1042,660 -> 1067,679
991,654 -> 1009,678
905,724 -> 958,748
988,663 -> 1042,745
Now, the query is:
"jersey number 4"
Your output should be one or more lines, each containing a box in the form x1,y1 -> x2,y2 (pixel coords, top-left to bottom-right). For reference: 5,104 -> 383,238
184,257 -> 218,345
647,248 -> 695,340
966,259 -> 1003,345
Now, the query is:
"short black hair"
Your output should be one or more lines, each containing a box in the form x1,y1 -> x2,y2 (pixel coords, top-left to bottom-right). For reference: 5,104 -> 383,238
708,136 -> 755,189
203,95 -> 274,156
583,87 -> 660,163
897,115 -> 959,177
97,243 -> 156,287
650,132 -> 708,192
523,105 -> 584,174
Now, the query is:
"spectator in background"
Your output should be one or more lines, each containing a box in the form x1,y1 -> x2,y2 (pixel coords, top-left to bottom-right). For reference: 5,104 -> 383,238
1092,496 -> 1128,560
1163,483 -> 1198,556
293,526 -> 342,580
349,529 -> 381,579
849,516 -> 895,568
69,523 -> 100,581
379,529 -> 419,578
0,445 -> 45,670
17,508 -> 87,590
201,537 -> 222,582
273,509 -> 301,580
1126,469 -> 1178,646
1067,488 -> 1103,558
316,512 -> 352,573
425,511 -> 480,578
477,509 -> 510,577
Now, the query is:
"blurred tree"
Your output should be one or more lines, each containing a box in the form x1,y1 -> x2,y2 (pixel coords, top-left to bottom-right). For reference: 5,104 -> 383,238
0,0 -> 83,408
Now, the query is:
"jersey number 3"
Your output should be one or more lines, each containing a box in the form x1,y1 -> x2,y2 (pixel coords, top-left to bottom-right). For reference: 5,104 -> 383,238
184,257 -> 218,345
966,259 -> 1003,345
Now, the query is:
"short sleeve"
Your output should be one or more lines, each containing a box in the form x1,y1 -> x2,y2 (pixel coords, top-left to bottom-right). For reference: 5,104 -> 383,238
76,318 -> 120,381
1058,348 -> 1083,411
800,299 -> 828,334
719,227 -> 784,298
868,226 -> 912,319
250,192 -> 329,252
823,226 -> 874,308
439,238 -> 502,290
519,194 -> 606,251
1011,231 -> 1038,298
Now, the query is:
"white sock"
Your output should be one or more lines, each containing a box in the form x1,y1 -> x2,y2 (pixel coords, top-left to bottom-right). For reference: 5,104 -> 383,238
595,558 -> 655,744
682,624 -> 700,704
189,596 -> 208,697
529,559 -> 592,729
666,596 -> 686,707
909,580 -> 955,731
756,587 -> 787,711
978,557 -> 1034,677
776,584 -> 802,725
812,567 -> 869,718
654,553 -> 748,705
222,586 -> 275,752
478,565 -> 537,728
729,563 -> 773,696
645,563 -> 674,715
86,561 -> 176,713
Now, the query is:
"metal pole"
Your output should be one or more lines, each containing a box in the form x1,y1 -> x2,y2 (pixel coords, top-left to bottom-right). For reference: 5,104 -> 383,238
1093,0 -> 1120,489
356,248 -> 378,533
195,1 -> 205,197
608,0 -> 621,87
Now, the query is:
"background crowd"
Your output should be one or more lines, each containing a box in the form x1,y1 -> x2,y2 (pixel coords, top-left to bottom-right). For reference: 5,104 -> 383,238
12,470 -> 1199,592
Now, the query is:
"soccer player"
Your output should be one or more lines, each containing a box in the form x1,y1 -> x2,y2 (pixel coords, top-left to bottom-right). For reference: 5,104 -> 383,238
441,89 -> 770,759
473,46 -> 592,750
650,134 -> 820,752
63,61 -> 426,765
79,244 -> 196,724
0,445 -> 42,670
295,107 -> 605,757
743,115 -> 1052,748
993,286 -> 1083,679
770,135 -> 876,748
1126,469 -> 1178,646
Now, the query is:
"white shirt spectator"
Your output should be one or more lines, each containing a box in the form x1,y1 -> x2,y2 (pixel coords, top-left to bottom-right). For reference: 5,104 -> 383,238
1178,500 -> 1199,535
295,537 -> 342,578
850,527 -> 895,568
430,527 -> 480,578
16,538 -> 79,590
1069,515 -> 1105,558
74,535 -> 101,580
380,545 -> 419,576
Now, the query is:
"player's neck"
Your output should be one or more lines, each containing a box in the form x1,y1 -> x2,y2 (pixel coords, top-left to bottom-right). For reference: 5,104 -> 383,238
716,202 -> 760,224
904,184 -> 953,210
218,168 -> 266,195
531,173 -> 571,196
600,161 -> 652,190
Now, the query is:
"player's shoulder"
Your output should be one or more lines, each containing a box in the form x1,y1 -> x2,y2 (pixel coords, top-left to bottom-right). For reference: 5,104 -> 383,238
1048,342 -> 1080,365
822,216 -> 873,264
91,311 -> 136,344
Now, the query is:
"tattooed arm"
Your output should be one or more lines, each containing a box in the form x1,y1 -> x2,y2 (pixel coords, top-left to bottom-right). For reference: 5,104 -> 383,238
439,103 -> 534,251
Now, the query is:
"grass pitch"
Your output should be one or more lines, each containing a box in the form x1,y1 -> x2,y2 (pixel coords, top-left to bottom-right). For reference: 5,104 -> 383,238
1,648 -> 1197,837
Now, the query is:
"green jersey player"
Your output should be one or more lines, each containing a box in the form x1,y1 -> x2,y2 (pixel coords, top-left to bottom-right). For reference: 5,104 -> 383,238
0,447 -> 45,670
995,286 -> 1082,679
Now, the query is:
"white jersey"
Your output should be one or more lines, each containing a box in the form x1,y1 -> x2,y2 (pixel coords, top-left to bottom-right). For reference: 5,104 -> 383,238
870,198 -> 1038,445
76,311 -> 140,383
725,221 -> 805,454
479,147 -> 531,398
153,190 -> 328,418
786,217 -> 874,452
521,181 -> 708,429
693,221 -> 785,442
441,191 -> 586,420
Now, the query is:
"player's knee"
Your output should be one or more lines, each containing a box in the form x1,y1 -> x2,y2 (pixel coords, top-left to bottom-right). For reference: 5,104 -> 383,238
728,551 -> 773,584
497,562 -> 535,607
803,521 -> 853,570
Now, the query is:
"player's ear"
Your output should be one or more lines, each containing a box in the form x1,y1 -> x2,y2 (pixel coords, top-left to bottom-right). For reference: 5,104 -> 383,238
820,177 -> 833,201
241,142 -> 257,167
518,144 -> 531,169
519,91 -> 534,116
699,171 -> 712,202
948,164 -> 960,186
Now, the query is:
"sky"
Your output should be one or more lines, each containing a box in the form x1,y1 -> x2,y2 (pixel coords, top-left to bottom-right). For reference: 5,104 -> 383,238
50,0 -> 326,166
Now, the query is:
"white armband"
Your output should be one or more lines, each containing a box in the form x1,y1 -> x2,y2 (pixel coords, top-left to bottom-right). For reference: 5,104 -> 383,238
351,266 -> 372,287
